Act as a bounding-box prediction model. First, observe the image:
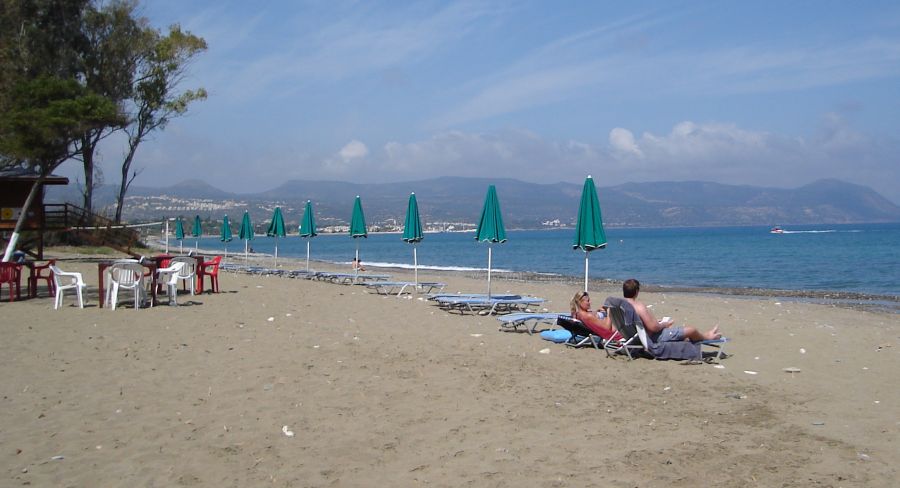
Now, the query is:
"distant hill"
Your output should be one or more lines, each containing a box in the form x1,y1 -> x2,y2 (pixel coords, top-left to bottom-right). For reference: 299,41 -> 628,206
46,177 -> 900,228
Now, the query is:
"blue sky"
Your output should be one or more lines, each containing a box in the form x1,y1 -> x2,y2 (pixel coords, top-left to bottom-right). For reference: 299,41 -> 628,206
78,0 -> 900,203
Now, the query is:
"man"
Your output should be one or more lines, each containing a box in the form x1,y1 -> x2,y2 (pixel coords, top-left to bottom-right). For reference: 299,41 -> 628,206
623,278 -> 721,343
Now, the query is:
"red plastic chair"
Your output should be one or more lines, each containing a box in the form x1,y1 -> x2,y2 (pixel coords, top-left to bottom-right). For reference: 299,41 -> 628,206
200,256 -> 222,293
30,259 -> 56,297
0,262 -> 21,302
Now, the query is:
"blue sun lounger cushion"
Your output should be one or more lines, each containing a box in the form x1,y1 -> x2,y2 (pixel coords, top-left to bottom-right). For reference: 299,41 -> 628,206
539,329 -> 573,343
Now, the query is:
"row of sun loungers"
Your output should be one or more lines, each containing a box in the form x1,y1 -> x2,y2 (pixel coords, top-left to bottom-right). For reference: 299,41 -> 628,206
221,263 -> 547,318
220,264 -> 394,285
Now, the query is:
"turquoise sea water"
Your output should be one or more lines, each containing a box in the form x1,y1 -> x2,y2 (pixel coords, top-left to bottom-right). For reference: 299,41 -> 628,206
190,223 -> 899,298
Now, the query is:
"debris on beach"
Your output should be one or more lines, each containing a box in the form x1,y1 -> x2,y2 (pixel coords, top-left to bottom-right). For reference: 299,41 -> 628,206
783,367 -> 801,374
743,370 -> 758,375
812,421 -> 825,426
282,425 -> 294,437
725,392 -> 746,400
50,455 -> 64,461
799,348 -> 806,354
267,317 -> 274,322
469,334 -> 483,338
538,348 -> 550,354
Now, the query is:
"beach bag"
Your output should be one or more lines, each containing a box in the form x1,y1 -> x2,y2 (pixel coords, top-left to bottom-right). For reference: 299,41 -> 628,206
540,329 -> 573,343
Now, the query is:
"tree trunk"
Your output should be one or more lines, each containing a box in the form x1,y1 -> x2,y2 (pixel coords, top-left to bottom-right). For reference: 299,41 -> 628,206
81,134 -> 95,214
2,177 -> 44,262
114,142 -> 138,223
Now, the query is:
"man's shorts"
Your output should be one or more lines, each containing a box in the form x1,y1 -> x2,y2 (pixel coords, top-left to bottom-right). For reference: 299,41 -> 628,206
657,326 -> 686,342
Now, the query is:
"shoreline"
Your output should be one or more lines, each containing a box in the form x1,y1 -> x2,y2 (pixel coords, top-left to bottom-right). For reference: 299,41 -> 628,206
147,240 -> 900,314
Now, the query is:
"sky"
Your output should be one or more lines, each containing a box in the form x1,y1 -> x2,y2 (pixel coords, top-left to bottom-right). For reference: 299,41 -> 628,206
71,0 -> 900,203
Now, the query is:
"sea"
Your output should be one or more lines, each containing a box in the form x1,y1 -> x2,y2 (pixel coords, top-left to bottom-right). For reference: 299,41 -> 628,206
183,223 -> 900,310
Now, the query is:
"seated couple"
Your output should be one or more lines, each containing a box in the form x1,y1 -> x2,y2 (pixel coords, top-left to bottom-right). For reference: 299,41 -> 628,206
571,278 -> 721,345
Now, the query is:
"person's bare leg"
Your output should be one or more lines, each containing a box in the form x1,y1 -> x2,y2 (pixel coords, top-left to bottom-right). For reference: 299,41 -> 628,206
682,325 -> 721,341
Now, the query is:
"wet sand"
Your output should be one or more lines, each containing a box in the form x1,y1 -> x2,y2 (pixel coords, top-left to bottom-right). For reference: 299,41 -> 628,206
1,250 -> 898,487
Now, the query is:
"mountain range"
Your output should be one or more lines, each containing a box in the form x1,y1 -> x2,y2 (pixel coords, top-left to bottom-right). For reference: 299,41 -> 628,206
46,177 -> 900,228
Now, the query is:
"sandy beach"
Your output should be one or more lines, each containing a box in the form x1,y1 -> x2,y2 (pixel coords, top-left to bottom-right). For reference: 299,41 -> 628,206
2,250 -> 898,487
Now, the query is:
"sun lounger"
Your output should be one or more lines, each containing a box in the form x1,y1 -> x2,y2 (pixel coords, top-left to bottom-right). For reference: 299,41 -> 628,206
496,312 -> 563,335
555,315 -> 604,349
605,305 -> 649,360
425,293 -> 521,301
434,295 -> 545,315
352,273 -> 391,283
286,270 -> 316,279
363,281 -> 446,296
311,272 -> 392,285
553,314 -> 640,358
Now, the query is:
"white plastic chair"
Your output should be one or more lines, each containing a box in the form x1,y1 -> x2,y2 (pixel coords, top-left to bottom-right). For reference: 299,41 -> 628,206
49,264 -> 86,310
108,262 -> 147,310
156,261 -> 185,305
104,259 -> 140,307
170,257 -> 196,297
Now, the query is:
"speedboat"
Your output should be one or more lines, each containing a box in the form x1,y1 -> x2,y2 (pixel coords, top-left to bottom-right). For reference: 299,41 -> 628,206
770,226 -> 784,234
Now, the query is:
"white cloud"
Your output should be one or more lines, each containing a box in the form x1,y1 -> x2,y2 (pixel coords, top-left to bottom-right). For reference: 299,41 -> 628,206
339,140 -> 369,162
609,128 -> 643,157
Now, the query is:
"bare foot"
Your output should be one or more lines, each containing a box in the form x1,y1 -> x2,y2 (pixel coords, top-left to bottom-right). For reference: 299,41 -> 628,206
704,325 -> 722,340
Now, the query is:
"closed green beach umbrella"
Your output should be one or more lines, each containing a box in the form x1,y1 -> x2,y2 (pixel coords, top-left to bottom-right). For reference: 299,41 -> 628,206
238,211 -> 254,263
573,175 -> 607,292
174,218 -> 185,254
299,200 -> 317,272
475,185 -> 507,298
266,207 -> 286,267
192,215 -> 202,251
349,196 -> 367,276
402,192 -> 424,287
220,215 -> 233,259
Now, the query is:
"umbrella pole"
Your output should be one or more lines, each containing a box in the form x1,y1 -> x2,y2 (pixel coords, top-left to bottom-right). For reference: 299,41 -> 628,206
413,244 -> 418,289
164,219 -> 169,254
244,239 -> 248,264
584,251 -> 589,292
355,241 -> 359,279
274,237 -> 278,268
487,245 -> 492,299
180,241 -> 183,254
306,240 -> 310,272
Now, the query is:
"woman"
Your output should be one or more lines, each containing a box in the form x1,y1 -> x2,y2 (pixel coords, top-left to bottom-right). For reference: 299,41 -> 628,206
570,291 -> 618,341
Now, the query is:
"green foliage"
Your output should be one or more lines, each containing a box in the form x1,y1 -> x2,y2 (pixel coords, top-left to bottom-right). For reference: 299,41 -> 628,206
131,24 -> 208,128
0,76 -> 119,171
81,0 -> 149,106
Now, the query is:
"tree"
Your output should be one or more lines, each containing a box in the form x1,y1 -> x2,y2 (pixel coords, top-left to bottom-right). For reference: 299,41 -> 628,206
1,0 -> 125,261
0,76 -> 119,260
76,0 -> 149,214
113,24 -> 207,223
1,0 -> 91,119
